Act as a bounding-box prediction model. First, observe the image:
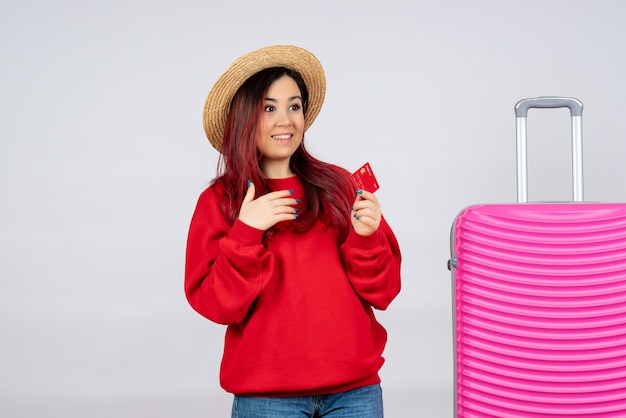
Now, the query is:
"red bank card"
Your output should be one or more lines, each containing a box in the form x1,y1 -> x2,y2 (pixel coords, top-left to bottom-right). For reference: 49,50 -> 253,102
351,162 -> 380,193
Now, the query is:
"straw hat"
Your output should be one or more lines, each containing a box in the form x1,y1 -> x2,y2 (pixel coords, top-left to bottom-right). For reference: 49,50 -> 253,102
202,45 -> 326,152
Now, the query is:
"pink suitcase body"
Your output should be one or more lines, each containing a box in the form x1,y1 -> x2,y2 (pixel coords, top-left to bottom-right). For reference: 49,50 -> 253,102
449,98 -> 626,417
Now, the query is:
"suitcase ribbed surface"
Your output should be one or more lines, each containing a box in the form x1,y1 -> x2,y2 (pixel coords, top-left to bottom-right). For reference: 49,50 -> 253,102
453,203 -> 626,417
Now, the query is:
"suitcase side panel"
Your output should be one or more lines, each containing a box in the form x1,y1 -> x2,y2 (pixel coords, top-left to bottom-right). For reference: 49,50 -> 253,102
451,203 -> 626,417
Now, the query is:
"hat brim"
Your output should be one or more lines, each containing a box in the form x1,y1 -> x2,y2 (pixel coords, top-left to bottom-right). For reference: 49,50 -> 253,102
203,45 -> 326,153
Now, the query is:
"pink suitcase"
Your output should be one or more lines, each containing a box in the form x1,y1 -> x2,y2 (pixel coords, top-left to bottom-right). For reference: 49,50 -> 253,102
448,97 -> 626,417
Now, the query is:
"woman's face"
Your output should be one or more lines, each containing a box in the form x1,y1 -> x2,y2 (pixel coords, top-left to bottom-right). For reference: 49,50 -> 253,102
256,75 -> 304,172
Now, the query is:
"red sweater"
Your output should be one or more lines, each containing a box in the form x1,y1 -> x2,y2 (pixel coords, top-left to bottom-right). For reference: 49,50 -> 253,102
184,175 -> 402,396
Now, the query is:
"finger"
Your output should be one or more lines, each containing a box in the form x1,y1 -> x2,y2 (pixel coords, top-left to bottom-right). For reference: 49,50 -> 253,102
355,189 -> 379,204
243,181 -> 255,204
279,212 -> 299,221
353,203 -> 381,222
352,198 -> 379,213
354,206 -> 372,218
353,212 -> 374,225
275,203 -> 299,217
273,197 -> 300,208
265,189 -> 297,200
353,209 -> 374,221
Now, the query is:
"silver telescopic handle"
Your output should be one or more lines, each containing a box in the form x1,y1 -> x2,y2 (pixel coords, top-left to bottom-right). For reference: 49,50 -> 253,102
514,97 -> 584,203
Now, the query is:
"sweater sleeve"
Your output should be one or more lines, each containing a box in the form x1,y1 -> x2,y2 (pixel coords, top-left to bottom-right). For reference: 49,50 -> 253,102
184,186 -> 274,325
339,215 -> 402,310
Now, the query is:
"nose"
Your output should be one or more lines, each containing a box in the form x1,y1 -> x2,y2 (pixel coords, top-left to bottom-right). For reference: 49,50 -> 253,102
276,108 -> 293,126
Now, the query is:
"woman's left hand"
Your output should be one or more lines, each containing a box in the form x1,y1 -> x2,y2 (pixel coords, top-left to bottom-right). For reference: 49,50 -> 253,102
350,189 -> 382,236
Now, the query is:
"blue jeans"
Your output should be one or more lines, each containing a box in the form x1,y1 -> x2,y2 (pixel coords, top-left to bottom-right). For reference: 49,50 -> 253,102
231,384 -> 383,417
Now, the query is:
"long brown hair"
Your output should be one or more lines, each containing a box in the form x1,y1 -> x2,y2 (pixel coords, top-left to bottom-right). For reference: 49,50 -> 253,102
213,67 -> 354,242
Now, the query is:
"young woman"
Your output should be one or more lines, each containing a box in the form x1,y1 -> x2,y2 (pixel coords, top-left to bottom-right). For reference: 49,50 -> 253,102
185,45 -> 402,417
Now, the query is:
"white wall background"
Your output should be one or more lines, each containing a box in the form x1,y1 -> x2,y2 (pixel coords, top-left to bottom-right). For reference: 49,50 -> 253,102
2,1 -> 626,417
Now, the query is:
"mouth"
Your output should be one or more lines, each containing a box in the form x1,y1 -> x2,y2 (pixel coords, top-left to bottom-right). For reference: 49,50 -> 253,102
271,134 -> 293,142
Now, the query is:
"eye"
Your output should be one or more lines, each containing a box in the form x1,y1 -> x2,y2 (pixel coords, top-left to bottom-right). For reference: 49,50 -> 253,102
264,105 -> 275,112
289,104 -> 301,111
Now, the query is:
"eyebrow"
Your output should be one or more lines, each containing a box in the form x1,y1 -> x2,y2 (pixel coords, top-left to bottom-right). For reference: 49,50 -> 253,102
264,96 -> 303,102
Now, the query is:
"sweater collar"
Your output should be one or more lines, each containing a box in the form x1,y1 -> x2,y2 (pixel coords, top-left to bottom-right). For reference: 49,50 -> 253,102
266,176 -> 303,197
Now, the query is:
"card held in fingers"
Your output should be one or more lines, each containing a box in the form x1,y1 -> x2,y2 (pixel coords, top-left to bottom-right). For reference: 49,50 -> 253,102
351,162 -> 380,193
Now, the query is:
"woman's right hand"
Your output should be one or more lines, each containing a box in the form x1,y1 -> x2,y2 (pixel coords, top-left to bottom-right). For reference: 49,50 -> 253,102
238,182 -> 299,230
